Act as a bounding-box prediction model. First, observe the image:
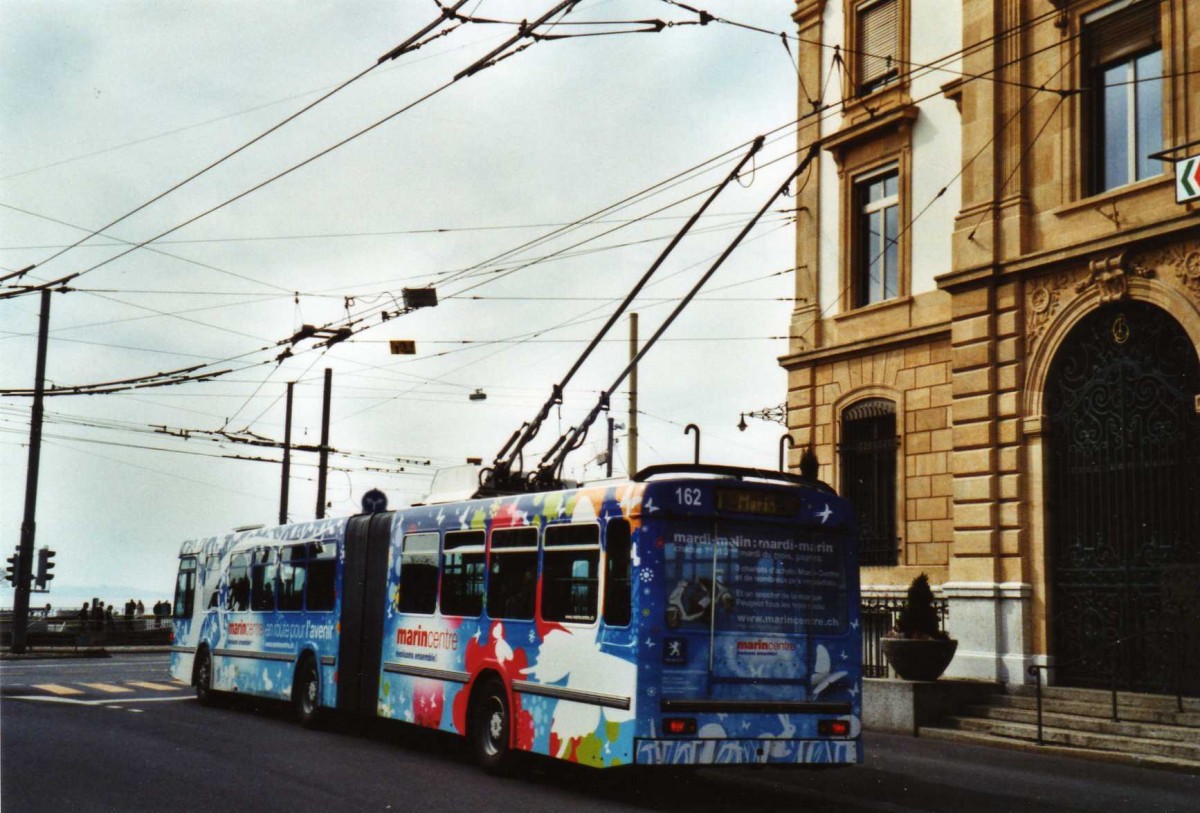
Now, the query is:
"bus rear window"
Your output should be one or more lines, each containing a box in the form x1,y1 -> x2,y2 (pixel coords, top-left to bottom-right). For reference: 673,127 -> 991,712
663,523 -> 848,635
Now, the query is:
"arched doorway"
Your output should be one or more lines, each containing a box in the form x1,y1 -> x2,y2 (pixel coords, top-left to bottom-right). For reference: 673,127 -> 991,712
1045,300 -> 1200,695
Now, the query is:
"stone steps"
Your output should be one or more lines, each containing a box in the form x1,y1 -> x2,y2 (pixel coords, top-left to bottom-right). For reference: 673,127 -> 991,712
1001,683 -> 1200,713
979,693 -> 1200,727
920,684 -> 1200,771
958,704 -> 1200,744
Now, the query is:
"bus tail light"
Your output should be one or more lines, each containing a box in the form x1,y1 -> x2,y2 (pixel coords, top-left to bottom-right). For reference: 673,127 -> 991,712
664,717 -> 697,736
818,719 -> 850,737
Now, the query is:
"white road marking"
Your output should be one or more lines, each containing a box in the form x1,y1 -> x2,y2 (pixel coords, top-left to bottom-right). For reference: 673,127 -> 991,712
31,683 -> 84,696
6,694 -> 194,706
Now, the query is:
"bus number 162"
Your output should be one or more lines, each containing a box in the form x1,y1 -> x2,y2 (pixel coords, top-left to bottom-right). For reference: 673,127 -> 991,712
675,487 -> 702,506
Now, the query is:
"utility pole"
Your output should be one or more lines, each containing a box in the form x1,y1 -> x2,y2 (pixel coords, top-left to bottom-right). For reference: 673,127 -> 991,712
605,416 -> 615,478
628,312 -> 638,475
279,381 -> 294,525
316,369 -> 332,519
12,289 -> 50,653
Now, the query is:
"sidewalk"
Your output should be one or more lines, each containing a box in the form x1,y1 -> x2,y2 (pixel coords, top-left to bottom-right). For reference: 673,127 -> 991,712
1,645 -> 172,661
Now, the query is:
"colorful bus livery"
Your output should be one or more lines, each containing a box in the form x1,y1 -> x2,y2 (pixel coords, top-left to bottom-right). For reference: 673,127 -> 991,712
170,465 -> 862,771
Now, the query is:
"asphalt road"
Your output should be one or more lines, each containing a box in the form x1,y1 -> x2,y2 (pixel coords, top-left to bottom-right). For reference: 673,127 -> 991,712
2,654 -> 1197,812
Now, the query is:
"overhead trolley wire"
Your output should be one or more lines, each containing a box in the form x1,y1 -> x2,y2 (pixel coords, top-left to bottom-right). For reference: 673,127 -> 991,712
481,135 -> 765,492
0,0 -> 1120,408
1,1 -> 475,287
0,0 -> 581,300
429,0 -> 1095,301
531,144 -> 821,489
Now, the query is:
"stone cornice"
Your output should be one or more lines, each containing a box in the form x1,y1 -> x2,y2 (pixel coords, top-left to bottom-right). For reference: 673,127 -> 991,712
820,104 -> 920,166
779,322 -> 950,368
792,0 -> 827,26
938,217 -> 1200,290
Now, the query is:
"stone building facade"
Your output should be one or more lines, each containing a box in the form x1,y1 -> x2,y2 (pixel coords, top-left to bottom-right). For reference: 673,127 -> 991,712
783,0 -> 1199,689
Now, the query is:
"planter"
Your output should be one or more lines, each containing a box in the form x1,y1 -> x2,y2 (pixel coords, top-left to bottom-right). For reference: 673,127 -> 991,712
881,637 -> 958,681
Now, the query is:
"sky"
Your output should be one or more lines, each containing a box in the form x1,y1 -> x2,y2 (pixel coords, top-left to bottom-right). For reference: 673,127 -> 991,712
0,0 -> 807,607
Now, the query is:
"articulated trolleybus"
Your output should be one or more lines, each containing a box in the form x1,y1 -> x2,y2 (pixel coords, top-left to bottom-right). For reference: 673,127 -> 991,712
171,464 -> 862,770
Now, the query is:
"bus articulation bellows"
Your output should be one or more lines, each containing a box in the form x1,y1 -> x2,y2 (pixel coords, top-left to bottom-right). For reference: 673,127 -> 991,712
170,465 -> 862,770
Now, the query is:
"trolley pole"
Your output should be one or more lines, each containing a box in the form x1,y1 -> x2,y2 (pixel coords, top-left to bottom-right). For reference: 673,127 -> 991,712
279,381 -> 294,525
315,369 -> 332,519
628,313 -> 638,476
12,289 -> 50,654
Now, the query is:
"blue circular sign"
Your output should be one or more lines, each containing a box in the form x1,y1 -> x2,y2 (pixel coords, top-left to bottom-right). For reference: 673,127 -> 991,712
362,489 -> 388,513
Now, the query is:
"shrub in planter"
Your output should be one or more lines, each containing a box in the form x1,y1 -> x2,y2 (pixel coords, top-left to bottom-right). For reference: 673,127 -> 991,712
881,574 -> 957,681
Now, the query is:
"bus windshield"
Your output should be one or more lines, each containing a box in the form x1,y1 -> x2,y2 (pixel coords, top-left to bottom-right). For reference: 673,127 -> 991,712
662,522 -> 849,636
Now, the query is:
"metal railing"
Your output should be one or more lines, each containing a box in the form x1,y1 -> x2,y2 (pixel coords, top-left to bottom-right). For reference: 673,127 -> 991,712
1,611 -> 173,649
860,595 -> 949,678
1026,630 -> 1189,746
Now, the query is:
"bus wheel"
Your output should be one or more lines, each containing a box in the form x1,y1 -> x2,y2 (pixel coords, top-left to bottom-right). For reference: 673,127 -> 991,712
194,649 -> 214,705
294,656 -> 323,729
471,678 -> 513,774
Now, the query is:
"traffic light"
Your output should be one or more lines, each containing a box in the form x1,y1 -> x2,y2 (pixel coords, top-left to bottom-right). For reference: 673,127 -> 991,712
5,550 -> 20,585
35,548 -> 55,590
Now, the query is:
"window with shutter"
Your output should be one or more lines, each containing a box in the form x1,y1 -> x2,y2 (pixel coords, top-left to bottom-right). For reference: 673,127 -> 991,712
857,0 -> 899,94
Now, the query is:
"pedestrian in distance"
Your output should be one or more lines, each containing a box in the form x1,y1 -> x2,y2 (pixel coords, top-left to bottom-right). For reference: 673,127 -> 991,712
136,599 -> 144,617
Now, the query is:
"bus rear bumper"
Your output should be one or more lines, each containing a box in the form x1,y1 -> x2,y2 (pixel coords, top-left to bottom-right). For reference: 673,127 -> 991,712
634,737 -> 859,766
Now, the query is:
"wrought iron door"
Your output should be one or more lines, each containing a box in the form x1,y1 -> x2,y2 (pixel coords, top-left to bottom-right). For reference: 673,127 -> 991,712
1046,301 -> 1200,696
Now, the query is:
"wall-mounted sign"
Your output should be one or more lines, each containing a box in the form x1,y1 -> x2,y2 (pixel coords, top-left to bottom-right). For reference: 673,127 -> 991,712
1176,154 -> 1200,203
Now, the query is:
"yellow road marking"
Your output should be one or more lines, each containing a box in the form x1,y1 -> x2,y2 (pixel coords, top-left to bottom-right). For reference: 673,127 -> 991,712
33,684 -> 84,696
81,683 -> 134,694
126,681 -> 179,692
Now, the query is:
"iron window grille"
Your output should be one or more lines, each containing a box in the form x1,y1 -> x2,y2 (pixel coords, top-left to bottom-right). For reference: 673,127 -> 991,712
839,398 -> 899,567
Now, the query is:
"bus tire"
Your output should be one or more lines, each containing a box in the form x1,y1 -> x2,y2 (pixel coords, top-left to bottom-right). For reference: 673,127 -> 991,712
471,677 -> 513,775
293,655 -> 323,729
194,648 -> 214,705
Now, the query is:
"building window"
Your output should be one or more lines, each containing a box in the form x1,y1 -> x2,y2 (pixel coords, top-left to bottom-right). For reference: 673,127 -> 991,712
854,168 -> 900,307
1084,0 -> 1163,194
856,0 -> 899,95
839,398 -> 898,566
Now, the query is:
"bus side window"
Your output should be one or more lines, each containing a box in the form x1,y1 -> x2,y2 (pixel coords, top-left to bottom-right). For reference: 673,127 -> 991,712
398,533 -> 439,614
307,543 -> 337,611
487,527 -> 538,621
542,524 -> 599,624
250,548 -> 277,612
173,557 -> 197,618
278,545 -> 307,611
440,530 -> 485,617
603,519 -> 632,627
227,552 -> 251,612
